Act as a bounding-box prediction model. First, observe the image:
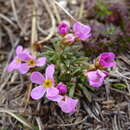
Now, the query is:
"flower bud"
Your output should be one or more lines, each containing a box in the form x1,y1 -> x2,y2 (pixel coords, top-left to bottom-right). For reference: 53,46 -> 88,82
56,83 -> 67,95
63,33 -> 75,45
58,23 -> 69,35
97,52 -> 116,68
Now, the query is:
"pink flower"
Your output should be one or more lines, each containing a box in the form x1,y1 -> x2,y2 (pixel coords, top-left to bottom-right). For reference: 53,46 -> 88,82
57,96 -> 78,113
48,95 -> 78,113
58,23 -> 69,35
30,64 -> 59,100
18,53 -> 46,74
7,45 -> 30,73
73,22 -> 91,41
56,83 -> 67,95
7,45 -> 46,74
63,33 -> 75,44
87,70 -> 107,88
98,52 -> 116,68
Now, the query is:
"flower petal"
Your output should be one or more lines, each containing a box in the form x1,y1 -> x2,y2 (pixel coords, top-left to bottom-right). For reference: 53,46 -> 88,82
7,57 -> 21,72
73,22 -> 91,34
46,87 -> 59,98
110,61 -> 116,67
73,22 -> 91,40
58,96 -> 78,113
99,52 -> 116,68
80,32 -> 91,41
16,45 -> 23,55
7,60 -> 17,72
18,53 -> 30,62
31,86 -> 46,100
87,70 -> 106,88
89,80 -> 103,88
48,95 -> 63,102
97,69 -> 107,78
87,71 -> 97,81
23,49 -> 30,55
36,57 -> 46,67
18,63 -> 29,74
30,72 -> 44,84
45,64 -> 55,79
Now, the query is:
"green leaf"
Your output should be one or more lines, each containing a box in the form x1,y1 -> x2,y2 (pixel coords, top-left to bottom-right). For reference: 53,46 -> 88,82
71,68 -> 81,75
69,85 -> 76,97
95,0 -> 112,18
106,24 -> 116,35
113,83 -> 127,89
87,86 -> 96,92
34,127 -> 40,130
80,86 -> 92,102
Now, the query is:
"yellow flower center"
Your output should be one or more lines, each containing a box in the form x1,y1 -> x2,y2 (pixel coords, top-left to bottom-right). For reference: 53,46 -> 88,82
27,59 -> 36,66
43,80 -> 52,88
16,58 -> 21,63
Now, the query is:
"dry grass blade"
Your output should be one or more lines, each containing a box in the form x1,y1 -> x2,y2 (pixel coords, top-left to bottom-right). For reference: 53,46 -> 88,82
31,7 -> 38,55
83,101 -> 101,122
0,13 -> 17,29
23,83 -> 32,112
104,79 -> 110,100
36,117 -> 43,130
51,1 -> 61,23
59,116 -> 88,127
10,0 -> 25,35
78,0 -> 85,20
38,0 -> 56,44
110,87 -> 130,96
23,6 -> 37,112
53,0 -> 77,22
0,38 -> 20,84
0,109 -> 32,129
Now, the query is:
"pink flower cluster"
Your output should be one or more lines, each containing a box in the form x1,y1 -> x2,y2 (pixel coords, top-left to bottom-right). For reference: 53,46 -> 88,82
7,46 -> 46,74
58,22 -> 91,44
86,52 -> 116,88
30,65 -> 78,114
7,46 -> 78,114
7,45 -> 116,113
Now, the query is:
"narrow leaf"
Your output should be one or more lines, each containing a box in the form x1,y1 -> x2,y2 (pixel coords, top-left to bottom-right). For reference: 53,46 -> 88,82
69,85 -> 76,97
113,83 -> 127,89
80,86 -> 92,102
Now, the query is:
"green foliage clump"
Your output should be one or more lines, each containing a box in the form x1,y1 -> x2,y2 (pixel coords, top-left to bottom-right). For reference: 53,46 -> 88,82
38,40 -> 92,100
95,0 -> 112,20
